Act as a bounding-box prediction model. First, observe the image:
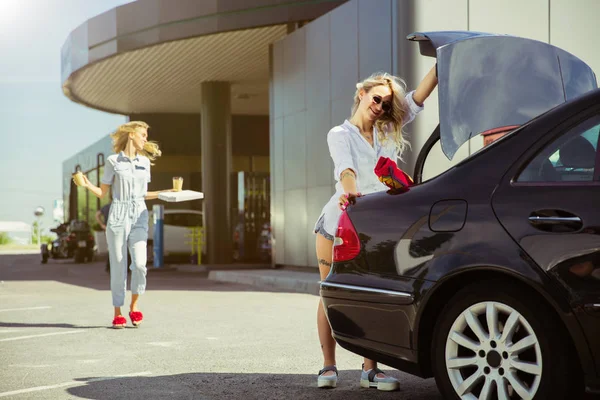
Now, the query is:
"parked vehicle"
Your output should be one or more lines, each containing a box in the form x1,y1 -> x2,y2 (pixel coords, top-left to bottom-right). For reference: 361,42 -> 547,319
41,223 -> 69,263
147,209 -> 204,263
320,31 -> 600,398
67,220 -> 95,263
94,209 -> 203,264
41,220 -> 95,263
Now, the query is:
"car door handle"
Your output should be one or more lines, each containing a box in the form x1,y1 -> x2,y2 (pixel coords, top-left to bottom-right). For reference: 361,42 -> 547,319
528,210 -> 583,232
527,216 -> 582,223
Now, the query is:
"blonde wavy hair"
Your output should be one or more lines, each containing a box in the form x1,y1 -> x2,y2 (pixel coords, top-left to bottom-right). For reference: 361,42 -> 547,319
110,121 -> 162,163
351,72 -> 410,157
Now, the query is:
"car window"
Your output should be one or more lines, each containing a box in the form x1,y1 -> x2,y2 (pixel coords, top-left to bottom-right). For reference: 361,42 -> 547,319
518,117 -> 600,183
164,213 -> 203,227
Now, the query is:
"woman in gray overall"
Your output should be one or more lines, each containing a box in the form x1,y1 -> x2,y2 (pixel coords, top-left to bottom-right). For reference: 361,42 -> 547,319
314,69 -> 438,390
75,121 -> 174,328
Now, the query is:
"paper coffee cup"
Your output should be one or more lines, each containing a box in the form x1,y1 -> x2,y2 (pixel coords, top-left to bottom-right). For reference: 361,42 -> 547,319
73,172 -> 86,187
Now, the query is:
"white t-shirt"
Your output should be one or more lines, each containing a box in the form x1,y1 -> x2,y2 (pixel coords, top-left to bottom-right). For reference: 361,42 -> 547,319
315,90 -> 424,237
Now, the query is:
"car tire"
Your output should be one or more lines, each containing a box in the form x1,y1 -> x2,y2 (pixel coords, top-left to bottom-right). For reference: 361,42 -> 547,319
41,245 -> 48,264
431,281 -> 581,400
74,249 -> 85,263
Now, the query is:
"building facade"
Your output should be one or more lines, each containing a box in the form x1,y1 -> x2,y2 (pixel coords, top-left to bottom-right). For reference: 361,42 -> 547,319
269,0 -> 600,268
60,0 -> 345,264
62,0 -> 600,267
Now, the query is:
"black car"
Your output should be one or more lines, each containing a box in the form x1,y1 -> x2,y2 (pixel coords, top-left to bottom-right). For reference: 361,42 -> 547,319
320,31 -> 600,399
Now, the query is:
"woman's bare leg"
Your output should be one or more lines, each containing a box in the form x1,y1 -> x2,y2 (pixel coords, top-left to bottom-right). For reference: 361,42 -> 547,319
315,233 -> 386,380
130,294 -> 140,312
363,359 -> 381,373
316,233 -> 336,375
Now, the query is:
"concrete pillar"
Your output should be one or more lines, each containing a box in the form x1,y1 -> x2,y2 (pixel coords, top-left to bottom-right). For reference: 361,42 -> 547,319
201,81 -> 233,264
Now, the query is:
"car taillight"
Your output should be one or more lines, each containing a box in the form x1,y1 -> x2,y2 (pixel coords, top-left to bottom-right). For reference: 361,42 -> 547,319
333,211 -> 361,262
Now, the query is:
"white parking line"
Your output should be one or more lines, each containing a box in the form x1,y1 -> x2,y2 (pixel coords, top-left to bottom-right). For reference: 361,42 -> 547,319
0,306 -> 51,313
0,330 -> 22,334
147,342 -> 176,347
8,364 -> 56,369
0,371 -> 153,398
0,330 -> 85,342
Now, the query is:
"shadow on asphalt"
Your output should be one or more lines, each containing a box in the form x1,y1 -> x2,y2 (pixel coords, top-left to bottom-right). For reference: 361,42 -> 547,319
0,321 -> 108,329
0,254 -> 277,293
66,371 -> 444,400
65,372 -> 600,400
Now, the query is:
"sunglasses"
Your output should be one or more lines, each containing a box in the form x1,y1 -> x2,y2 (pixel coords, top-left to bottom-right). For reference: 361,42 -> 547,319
371,95 -> 392,113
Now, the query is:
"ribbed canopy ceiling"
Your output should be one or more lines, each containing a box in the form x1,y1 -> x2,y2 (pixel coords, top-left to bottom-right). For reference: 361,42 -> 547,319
63,24 -> 288,115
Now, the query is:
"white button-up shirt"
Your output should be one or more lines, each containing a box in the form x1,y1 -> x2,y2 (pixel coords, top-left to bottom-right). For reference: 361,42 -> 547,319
315,91 -> 424,237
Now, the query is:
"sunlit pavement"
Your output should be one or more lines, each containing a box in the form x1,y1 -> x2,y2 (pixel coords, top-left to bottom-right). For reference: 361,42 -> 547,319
0,254 -> 442,399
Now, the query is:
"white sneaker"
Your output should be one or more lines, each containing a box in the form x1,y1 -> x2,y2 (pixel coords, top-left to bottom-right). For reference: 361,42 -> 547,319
360,367 -> 399,391
317,365 -> 338,388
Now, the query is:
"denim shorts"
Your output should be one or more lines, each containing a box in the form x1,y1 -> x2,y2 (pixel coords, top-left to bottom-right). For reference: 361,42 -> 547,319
314,215 -> 334,241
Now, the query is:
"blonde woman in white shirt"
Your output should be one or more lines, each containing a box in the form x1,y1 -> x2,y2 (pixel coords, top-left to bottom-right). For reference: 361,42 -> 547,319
315,68 -> 438,390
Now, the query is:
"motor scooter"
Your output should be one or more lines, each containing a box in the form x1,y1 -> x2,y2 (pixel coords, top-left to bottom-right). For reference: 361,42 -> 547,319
68,220 -> 95,263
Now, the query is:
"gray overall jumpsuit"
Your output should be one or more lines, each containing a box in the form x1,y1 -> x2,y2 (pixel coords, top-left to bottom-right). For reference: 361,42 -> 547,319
101,152 -> 151,307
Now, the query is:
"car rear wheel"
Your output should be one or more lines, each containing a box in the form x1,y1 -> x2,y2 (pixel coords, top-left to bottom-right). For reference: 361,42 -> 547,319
74,248 -> 86,263
432,282 -> 580,399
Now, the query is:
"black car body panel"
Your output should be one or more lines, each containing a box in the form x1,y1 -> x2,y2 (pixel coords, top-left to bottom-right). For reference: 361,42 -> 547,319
490,99 -> 600,377
408,31 -> 597,159
321,31 -> 600,394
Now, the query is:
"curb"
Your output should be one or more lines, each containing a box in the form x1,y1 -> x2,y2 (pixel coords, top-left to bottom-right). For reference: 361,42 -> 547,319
208,269 -> 320,295
0,249 -> 40,255
147,265 -> 179,273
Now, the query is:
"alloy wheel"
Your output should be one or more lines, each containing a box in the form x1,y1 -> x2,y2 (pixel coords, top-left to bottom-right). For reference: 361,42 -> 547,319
445,301 -> 542,399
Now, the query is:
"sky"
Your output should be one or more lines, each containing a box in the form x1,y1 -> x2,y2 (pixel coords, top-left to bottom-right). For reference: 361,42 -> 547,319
0,0 -> 135,234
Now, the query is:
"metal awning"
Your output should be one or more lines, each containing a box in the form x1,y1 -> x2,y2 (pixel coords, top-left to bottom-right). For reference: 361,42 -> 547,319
63,25 -> 287,115
61,0 -> 346,116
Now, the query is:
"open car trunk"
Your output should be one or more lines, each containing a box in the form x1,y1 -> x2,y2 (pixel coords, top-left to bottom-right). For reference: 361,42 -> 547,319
407,31 -> 598,160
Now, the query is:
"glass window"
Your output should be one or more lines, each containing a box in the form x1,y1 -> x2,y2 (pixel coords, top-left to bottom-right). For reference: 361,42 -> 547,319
63,193 -> 70,225
87,169 -> 98,224
77,184 -> 88,222
518,117 -> 600,183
